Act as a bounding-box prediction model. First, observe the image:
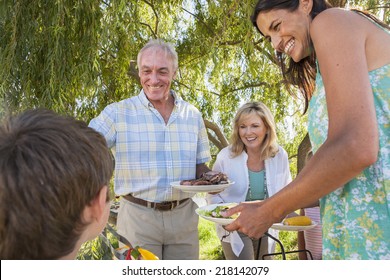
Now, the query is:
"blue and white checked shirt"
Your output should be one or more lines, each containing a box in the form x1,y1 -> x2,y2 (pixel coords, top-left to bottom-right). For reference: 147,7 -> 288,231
89,90 -> 211,202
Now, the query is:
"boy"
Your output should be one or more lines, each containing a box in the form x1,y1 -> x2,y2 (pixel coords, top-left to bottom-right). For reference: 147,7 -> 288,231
0,109 -> 114,259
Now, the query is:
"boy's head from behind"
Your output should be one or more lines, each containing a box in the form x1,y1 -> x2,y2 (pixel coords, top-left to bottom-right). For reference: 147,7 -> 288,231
0,109 -> 114,259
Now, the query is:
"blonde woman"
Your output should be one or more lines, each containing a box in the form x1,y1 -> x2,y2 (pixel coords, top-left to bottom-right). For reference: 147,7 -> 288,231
207,101 -> 291,259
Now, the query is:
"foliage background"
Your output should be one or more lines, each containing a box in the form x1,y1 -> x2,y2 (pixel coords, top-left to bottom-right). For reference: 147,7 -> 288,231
1,0 -> 388,261
1,0 -> 388,168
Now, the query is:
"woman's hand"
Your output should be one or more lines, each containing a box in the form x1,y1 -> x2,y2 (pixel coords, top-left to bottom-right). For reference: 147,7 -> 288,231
222,200 -> 275,239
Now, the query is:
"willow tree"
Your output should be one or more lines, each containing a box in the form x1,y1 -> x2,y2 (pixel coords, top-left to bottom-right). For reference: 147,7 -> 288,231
1,0 -> 388,169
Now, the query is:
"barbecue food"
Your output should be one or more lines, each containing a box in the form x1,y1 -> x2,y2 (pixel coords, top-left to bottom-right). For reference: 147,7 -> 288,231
180,171 -> 229,185
283,216 -> 312,226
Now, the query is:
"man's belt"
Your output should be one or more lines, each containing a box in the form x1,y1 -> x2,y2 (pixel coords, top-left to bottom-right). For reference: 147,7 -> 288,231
123,194 -> 190,211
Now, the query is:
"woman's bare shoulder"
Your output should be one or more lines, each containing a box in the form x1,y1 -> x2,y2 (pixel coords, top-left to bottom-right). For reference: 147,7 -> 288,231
311,8 -> 380,33
310,8 -> 366,45
310,8 -> 389,67
311,8 -> 358,29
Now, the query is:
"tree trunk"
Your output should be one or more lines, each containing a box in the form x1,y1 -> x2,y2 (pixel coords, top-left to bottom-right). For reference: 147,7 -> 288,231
204,119 -> 229,150
297,133 -> 312,174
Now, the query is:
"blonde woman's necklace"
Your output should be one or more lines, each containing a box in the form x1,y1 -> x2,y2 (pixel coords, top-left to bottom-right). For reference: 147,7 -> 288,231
247,165 -> 268,201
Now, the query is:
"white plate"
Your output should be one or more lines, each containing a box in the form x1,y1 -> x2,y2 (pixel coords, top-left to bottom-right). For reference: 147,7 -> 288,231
170,180 -> 234,193
195,203 -> 238,225
271,222 -> 318,231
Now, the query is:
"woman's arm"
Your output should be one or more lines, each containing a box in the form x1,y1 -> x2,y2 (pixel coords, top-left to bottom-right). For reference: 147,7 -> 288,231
223,9 -> 378,238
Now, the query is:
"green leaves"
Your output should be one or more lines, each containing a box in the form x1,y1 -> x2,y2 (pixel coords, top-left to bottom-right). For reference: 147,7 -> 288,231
0,0 -> 102,115
1,0 -> 386,161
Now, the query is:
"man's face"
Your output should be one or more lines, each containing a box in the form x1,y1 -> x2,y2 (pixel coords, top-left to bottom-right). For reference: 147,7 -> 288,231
138,47 -> 176,103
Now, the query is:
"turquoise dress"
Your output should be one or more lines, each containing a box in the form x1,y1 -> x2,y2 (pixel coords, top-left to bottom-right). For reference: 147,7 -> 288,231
307,54 -> 390,258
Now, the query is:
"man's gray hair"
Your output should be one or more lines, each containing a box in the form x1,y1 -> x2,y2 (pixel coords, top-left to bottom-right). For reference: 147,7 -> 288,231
137,39 -> 178,71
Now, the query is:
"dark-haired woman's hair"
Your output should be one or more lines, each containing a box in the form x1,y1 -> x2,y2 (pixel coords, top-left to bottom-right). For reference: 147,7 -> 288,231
251,0 -> 390,113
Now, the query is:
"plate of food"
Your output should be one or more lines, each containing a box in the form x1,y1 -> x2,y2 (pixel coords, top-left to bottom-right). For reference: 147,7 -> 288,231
171,171 -> 234,193
171,181 -> 234,193
195,203 -> 239,225
271,216 -> 318,231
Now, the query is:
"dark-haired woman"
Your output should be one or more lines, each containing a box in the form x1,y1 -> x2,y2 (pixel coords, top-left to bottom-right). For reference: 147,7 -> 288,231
224,0 -> 390,259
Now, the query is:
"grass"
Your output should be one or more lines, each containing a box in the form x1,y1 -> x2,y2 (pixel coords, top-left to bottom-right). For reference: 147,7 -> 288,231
198,218 -> 225,260
198,217 -> 299,260
77,220 -> 299,260
77,197 -> 299,260
275,231 -> 299,260
77,218 -> 226,260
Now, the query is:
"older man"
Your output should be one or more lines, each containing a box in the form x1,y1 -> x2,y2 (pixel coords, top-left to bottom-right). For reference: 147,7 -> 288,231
89,39 -> 211,260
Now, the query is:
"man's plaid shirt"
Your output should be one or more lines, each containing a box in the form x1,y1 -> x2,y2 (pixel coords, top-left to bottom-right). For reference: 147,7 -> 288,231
89,90 -> 211,202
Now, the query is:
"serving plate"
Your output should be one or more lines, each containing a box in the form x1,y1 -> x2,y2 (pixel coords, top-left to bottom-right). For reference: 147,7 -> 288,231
271,222 -> 318,231
170,181 -> 234,193
195,203 -> 238,225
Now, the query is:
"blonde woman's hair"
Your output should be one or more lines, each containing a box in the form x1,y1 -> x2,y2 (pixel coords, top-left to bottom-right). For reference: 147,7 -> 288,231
230,101 -> 279,159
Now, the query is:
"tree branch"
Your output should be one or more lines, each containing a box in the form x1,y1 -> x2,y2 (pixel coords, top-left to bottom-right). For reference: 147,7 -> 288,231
173,80 -> 220,96
139,22 -> 157,37
221,82 -> 272,95
204,119 -> 229,150
142,0 -> 159,35
181,7 -> 216,37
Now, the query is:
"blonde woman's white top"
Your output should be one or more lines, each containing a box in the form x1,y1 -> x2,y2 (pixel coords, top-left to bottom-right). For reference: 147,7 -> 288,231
206,145 -> 292,254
